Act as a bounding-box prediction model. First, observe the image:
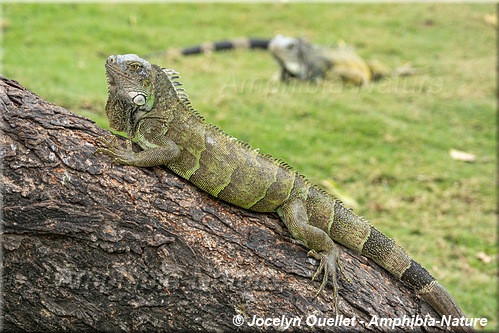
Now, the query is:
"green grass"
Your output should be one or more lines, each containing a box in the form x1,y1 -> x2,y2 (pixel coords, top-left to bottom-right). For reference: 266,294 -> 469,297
4,3 -> 496,331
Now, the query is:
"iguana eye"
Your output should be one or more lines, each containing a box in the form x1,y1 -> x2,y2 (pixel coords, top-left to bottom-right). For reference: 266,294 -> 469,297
129,62 -> 142,71
132,94 -> 146,106
128,91 -> 146,105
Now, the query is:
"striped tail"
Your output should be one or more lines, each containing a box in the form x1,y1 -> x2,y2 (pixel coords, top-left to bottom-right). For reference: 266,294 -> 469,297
146,37 -> 270,58
329,201 -> 476,332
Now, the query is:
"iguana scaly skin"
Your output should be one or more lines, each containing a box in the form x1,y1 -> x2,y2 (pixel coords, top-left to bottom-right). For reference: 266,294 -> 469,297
97,54 -> 474,332
148,35 -> 413,85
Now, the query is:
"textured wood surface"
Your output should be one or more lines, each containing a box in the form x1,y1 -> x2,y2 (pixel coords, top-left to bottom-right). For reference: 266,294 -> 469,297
1,76 -> 447,332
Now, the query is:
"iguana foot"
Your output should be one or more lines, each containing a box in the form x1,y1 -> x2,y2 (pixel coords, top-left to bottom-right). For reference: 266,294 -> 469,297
95,135 -> 136,165
308,244 -> 350,311
96,134 -> 120,148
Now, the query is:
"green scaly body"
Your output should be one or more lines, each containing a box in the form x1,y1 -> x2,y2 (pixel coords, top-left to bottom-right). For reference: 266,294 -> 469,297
97,54 -> 474,332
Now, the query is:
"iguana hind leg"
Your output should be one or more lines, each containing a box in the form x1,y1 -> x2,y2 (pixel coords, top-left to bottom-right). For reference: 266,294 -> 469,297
277,199 -> 345,311
331,66 -> 370,86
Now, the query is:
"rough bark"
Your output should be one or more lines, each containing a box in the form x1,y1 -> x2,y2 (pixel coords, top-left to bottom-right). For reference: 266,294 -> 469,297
1,76 -> 448,332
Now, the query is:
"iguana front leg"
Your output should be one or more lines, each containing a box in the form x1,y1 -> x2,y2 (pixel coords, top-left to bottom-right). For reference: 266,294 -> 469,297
277,199 -> 345,311
96,135 -> 180,167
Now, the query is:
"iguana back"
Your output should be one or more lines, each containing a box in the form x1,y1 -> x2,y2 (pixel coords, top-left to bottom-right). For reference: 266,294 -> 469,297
146,93 -> 298,212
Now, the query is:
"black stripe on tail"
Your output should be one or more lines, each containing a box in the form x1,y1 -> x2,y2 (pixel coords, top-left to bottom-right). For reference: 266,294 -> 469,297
181,45 -> 205,55
361,226 -> 436,291
401,259 -> 436,291
248,38 -> 270,49
182,38 -> 270,55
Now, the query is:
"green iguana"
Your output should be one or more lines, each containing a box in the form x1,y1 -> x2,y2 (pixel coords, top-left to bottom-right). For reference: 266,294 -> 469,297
148,35 -> 414,85
269,34 -> 413,85
96,54 -> 474,332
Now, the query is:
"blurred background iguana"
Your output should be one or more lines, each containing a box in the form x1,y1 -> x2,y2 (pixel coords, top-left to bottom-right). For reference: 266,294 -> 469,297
147,34 -> 416,86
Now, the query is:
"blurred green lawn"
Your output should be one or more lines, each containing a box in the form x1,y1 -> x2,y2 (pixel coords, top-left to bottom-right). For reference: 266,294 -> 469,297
3,3 -> 496,330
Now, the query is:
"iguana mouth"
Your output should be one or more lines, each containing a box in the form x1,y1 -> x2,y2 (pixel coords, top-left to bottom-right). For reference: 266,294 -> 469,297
105,71 -> 117,94
105,57 -> 124,94
105,55 -> 129,88
105,59 -> 118,87
106,74 -> 116,87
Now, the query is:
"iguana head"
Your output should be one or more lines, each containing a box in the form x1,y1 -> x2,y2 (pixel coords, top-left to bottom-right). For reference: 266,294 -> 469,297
269,35 -> 313,80
269,35 -> 327,81
105,54 -> 155,134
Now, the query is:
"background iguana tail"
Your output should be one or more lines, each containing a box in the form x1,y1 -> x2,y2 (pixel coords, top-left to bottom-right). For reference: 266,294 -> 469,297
146,37 -> 270,59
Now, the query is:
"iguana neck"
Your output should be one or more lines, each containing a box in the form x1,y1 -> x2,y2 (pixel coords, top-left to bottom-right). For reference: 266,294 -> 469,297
133,65 -> 203,137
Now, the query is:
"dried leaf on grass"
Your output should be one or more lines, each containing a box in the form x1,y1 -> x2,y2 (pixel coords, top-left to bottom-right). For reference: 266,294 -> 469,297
449,149 -> 476,162
476,252 -> 492,264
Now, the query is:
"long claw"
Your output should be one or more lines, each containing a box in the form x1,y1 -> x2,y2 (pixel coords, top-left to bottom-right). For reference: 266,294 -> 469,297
95,147 -> 121,160
96,136 -> 121,156
307,245 -> 346,313
96,135 -> 120,148
95,136 -> 135,165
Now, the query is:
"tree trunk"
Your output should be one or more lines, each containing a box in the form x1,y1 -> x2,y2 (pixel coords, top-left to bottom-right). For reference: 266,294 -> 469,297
1,76 -> 448,332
